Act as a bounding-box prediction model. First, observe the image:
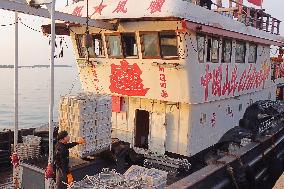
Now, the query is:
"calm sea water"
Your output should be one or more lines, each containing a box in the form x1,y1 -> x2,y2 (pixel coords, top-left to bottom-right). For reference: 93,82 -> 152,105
0,67 -> 81,131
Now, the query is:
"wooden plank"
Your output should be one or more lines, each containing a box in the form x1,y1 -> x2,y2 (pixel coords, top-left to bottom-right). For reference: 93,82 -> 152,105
0,0 -> 116,30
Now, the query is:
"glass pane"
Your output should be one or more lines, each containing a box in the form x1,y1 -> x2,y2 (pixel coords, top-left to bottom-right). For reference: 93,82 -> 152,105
248,44 -> 257,63
222,40 -> 232,63
160,32 -> 178,57
107,35 -> 122,57
142,34 -> 159,57
211,38 -> 219,62
93,34 -> 104,56
197,35 -> 205,62
122,33 -> 138,57
235,42 -> 246,63
76,35 -> 86,58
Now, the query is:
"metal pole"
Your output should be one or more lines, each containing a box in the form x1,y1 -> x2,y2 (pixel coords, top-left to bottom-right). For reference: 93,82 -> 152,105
12,11 -> 20,189
14,12 -> 18,150
48,0 -> 56,165
45,0 -> 56,188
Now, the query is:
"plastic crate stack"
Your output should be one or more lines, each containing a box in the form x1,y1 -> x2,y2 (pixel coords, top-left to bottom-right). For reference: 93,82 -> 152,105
59,93 -> 112,158
15,135 -> 41,160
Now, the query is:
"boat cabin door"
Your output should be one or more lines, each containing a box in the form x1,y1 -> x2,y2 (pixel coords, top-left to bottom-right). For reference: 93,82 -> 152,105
135,110 -> 150,149
149,112 -> 167,155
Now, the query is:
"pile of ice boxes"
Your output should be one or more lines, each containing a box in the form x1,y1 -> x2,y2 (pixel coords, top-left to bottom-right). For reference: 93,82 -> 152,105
59,93 -> 112,158
14,135 -> 41,160
124,165 -> 168,189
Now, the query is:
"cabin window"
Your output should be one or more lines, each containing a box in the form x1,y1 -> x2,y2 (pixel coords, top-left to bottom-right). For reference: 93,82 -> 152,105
159,31 -> 178,58
106,35 -> 122,58
140,33 -> 160,58
121,33 -> 138,57
207,37 -> 219,63
93,34 -> 105,57
75,34 -> 86,58
235,41 -> 246,63
248,43 -> 257,63
197,34 -> 205,63
222,39 -> 232,63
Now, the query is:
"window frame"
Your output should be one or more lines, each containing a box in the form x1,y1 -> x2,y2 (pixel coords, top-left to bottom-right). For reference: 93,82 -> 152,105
105,33 -> 124,59
140,31 -> 161,59
139,31 -> 179,60
221,38 -> 232,63
235,41 -> 246,63
207,36 -> 220,63
75,34 -> 86,58
248,43 -> 257,63
158,31 -> 179,60
92,33 -> 105,58
197,34 -> 206,63
121,32 -> 139,59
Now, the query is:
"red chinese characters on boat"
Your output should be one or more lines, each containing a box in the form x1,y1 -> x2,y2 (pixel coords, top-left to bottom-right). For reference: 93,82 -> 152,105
109,60 -> 149,96
112,0 -> 128,13
201,63 -> 270,101
72,6 -> 84,17
148,0 -> 166,14
159,66 -> 169,98
92,0 -> 107,16
200,64 -> 212,101
273,63 -> 284,80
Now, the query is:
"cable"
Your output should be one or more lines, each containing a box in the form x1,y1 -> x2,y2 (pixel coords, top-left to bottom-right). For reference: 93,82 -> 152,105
19,20 -> 42,33
0,23 -> 15,27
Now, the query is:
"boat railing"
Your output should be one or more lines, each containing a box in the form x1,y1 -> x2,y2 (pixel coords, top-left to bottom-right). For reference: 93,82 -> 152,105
192,0 -> 281,35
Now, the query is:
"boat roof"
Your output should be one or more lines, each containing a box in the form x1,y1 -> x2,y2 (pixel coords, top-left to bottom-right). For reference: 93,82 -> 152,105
59,0 -> 284,46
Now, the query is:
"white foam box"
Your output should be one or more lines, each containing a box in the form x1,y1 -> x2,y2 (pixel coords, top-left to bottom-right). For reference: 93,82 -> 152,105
59,93 -> 112,158
124,165 -> 168,188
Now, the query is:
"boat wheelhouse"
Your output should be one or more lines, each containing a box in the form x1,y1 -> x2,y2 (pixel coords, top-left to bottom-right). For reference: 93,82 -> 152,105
42,0 -> 284,157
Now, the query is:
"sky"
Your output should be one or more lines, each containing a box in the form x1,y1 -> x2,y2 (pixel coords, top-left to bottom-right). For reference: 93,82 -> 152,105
0,0 -> 283,66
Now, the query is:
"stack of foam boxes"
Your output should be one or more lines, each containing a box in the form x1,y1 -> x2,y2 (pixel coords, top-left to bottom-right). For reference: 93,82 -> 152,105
15,135 -> 41,160
124,165 -> 168,189
59,93 -> 112,158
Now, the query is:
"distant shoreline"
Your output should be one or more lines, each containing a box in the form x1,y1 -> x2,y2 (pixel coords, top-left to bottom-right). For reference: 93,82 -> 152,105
0,65 -> 72,68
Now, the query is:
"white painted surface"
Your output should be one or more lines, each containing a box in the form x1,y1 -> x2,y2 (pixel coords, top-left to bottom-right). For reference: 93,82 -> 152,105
111,97 -> 190,156
188,86 -> 276,155
73,24 -> 273,105
67,2 -> 281,156
61,0 -> 284,44
149,112 -> 166,155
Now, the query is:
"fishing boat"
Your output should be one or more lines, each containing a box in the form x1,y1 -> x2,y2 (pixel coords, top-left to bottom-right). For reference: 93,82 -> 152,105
1,0 -> 284,188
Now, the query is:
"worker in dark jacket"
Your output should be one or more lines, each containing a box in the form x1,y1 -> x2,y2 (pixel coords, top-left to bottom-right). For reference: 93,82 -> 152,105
55,131 -> 85,189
